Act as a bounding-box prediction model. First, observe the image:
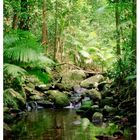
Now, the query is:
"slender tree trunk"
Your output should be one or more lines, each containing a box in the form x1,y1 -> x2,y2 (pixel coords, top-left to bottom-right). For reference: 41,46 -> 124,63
54,0 -> 58,61
115,0 -> 121,55
12,9 -> 18,29
131,0 -> 136,54
19,0 -> 29,30
42,0 -> 48,46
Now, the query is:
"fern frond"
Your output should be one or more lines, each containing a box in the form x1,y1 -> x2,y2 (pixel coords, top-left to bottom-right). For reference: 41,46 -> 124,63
4,63 -> 27,77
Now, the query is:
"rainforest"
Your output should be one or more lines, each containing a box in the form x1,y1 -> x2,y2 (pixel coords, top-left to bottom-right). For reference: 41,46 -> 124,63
3,0 -> 136,140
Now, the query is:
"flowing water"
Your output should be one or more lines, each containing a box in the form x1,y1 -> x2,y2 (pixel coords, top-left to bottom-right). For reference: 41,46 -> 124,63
5,108 -> 100,140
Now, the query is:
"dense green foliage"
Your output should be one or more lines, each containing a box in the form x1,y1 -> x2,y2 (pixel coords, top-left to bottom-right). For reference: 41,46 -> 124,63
4,0 -> 136,138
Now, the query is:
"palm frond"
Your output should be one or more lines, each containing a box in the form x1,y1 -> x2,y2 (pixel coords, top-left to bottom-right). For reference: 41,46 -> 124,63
4,63 -> 27,77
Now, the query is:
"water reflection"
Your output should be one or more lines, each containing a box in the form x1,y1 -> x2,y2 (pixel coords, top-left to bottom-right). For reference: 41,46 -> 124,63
5,109 -> 95,140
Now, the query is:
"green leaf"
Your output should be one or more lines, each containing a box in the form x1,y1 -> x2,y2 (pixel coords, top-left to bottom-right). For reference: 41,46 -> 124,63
4,63 -> 27,77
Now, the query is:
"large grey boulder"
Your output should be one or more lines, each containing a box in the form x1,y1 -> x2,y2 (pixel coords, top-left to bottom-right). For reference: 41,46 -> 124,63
80,75 -> 104,89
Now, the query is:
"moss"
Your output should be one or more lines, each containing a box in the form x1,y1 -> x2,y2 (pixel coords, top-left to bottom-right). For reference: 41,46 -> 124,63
4,89 -> 26,110
86,89 -> 101,100
47,90 -> 70,107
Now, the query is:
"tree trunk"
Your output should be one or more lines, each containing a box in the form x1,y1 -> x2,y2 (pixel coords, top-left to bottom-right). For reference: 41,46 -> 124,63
54,0 -> 58,61
115,0 -> 121,55
131,0 -> 136,54
42,0 -> 48,46
19,0 -> 29,30
12,9 -> 18,29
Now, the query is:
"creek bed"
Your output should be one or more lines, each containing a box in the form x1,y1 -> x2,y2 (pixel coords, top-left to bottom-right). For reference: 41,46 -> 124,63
4,108 -> 131,140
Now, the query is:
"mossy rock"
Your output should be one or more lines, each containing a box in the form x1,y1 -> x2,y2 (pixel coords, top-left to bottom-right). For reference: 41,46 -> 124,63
47,90 -> 70,107
29,94 -> 44,101
92,112 -> 103,125
4,88 -> 26,110
86,89 -> 101,101
91,105 -> 100,112
80,75 -> 104,89
60,70 -> 86,90
103,105 -> 116,115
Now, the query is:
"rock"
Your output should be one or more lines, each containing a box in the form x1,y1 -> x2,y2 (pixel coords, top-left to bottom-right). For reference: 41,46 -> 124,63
37,100 -> 54,108
80,75 -> 104,89
24,86 -> 45,101
35,84 -> 52,92
103,105 -> 116,115
98,81 -> 108,91
47,90 -> 70,107
25,75 -> 42,85
26,101 -> 38,111
55,83 -> 73,91
24,86 -> 44,96
60,70 -> 86,91
4,88 -> 26,110
73,85 -> 87,94
91,105 -> 99,112
92,112 -> 103,125
86,89 -> 101,101
81,118 -> 90,130
29,94 -> 44,100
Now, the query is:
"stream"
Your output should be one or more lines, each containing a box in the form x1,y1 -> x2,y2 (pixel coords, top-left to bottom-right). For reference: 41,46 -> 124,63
4,108 -> 100,140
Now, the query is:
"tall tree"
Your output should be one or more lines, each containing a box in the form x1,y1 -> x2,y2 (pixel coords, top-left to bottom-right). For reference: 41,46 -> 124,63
131,0 -> 136,54
42,0 -> 48,46
54,0 -> 58,61
19,0 -> 29,30
12,8 -> 18,29
115,0 -> 121,55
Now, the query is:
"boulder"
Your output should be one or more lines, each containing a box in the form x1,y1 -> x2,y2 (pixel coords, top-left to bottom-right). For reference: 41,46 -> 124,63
80,75 -> 104,89
35,84 -> 52,92
60,70 -> 86,91
73,85 -> 87,94
37,100 -> 54,108
103,105 -> 116,115
91,105 -> 99,112
86,89 -> 101,101
92,112 -> 103,125
24,86 -> 45,101
29,94 -> 44,100
47,90 -> 70,107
